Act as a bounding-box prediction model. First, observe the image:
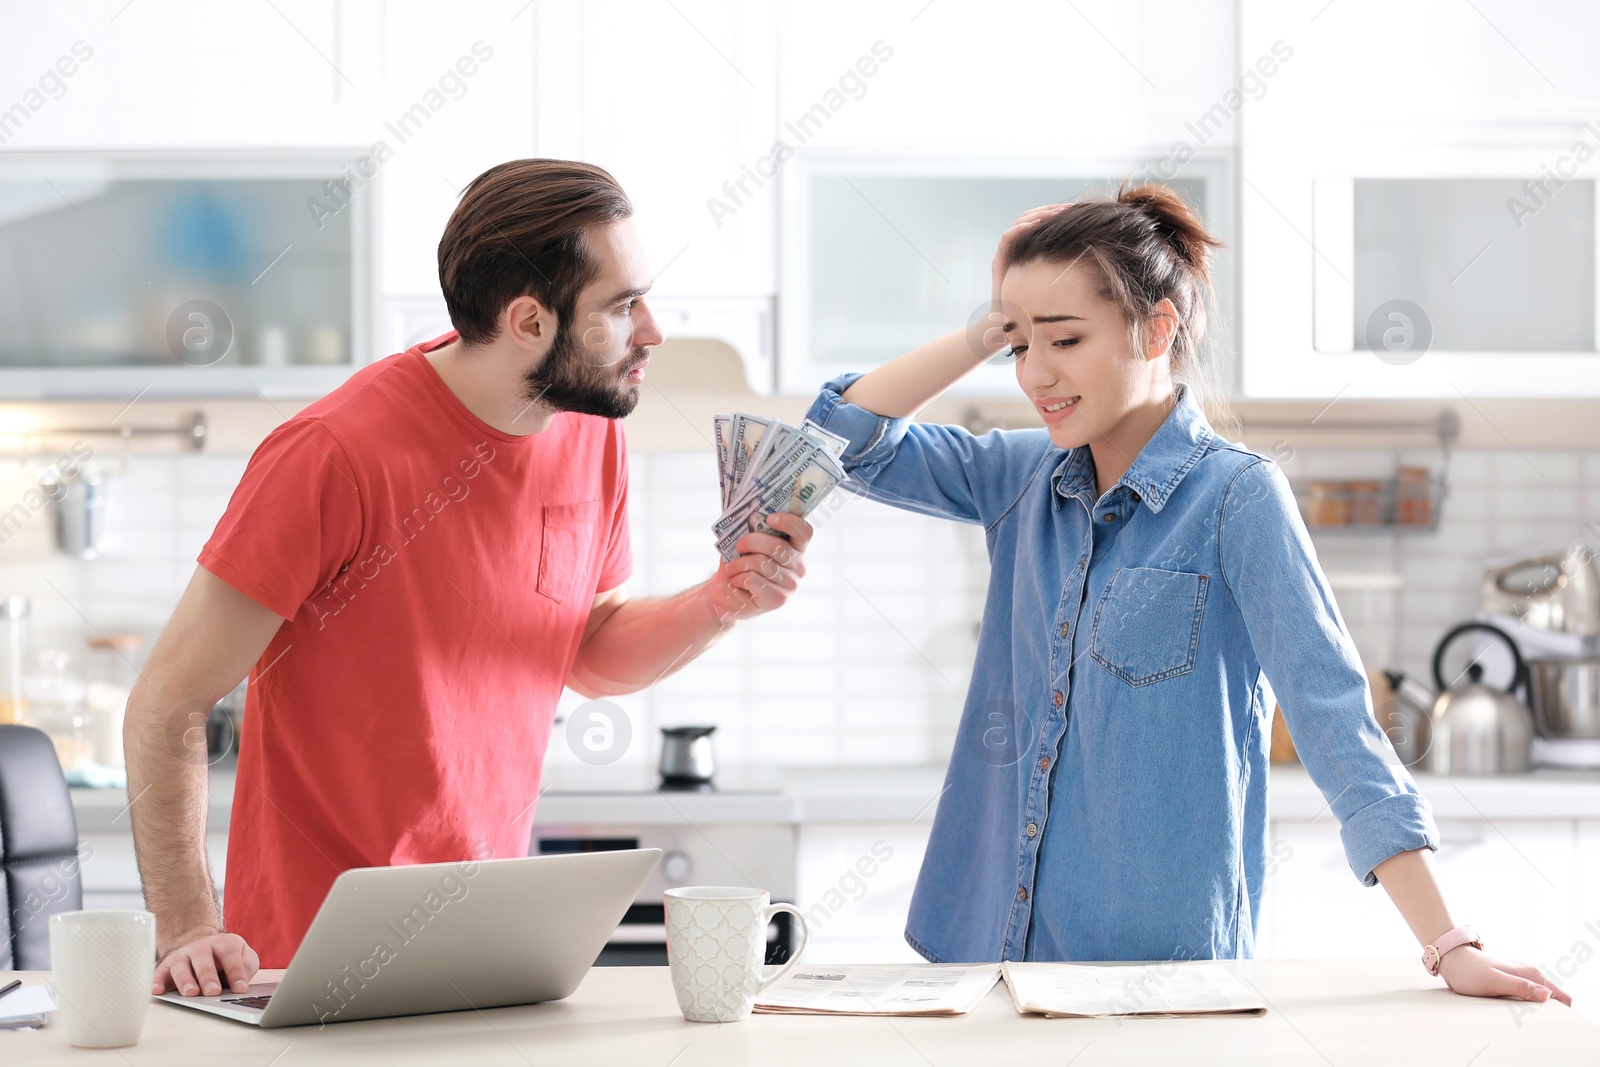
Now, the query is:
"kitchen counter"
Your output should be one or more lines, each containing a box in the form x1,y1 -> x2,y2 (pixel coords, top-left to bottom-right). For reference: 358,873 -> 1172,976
3,960 -> 1593,1064
69,763 -> 1600,828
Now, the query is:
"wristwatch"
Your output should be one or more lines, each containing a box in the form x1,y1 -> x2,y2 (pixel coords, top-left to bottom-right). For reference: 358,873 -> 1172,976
1422,925 -> 1483,976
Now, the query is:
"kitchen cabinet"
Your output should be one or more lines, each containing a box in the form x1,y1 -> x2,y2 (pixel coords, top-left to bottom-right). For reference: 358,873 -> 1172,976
5,2 -> 384,149
772,0 -> 1240,396
531,0 -> 779,303
0,153 -> 375,399
776,153 -> 1233,396
8,1 -> 1253,398
376,5 -> 537,297
1260,816 -> 1587,969
793,822 -> 930,963
1238,0 -> 1600,397
774,0 -> 1236,157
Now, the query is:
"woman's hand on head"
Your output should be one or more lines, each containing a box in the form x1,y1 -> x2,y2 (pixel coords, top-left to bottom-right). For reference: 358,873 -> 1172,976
1438,945 -> 1572,1006
992,203 -> 1073,304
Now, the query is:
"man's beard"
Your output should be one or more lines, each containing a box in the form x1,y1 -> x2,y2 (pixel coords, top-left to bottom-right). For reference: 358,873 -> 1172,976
522,326 -> 646,420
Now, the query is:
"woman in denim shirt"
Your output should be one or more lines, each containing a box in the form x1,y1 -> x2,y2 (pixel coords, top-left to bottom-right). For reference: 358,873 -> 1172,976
802,185 -> 1567,1005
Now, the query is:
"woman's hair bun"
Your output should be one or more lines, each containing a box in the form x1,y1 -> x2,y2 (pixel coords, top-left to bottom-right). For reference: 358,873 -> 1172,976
1117,182 -> 1223,281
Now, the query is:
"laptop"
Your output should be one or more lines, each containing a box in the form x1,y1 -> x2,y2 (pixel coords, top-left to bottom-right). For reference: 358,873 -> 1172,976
157,848 -> 661,1028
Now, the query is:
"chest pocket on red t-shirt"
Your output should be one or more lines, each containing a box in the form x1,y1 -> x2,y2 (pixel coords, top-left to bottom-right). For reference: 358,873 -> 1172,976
536,500 -> 599,604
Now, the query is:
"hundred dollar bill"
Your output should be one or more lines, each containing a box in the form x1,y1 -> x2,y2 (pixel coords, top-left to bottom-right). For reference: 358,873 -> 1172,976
753,449 -> 846,529
799,419 -> 849,461
713,414 -> 734,508
728,412 -> 773,496
714,435 -> 822,539
715,445 -> 847,560
740,421 -> 804,500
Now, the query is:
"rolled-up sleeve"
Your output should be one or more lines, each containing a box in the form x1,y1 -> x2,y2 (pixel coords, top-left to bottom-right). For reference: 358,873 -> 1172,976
1217,457 -> 1438,886
804,373 -> 1057,528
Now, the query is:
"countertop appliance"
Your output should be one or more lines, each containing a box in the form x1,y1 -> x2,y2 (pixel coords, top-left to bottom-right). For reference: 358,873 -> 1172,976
1482,546 -> 1600,636
1481,544 -> 1600,770
1525,657 -> 1600,770
534,764 -> 798,967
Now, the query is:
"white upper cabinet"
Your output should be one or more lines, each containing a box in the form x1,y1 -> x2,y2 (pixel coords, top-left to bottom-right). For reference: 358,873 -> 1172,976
770,1 -> 1239,395
534,0 -> 779,301
2,1 -> 384,148
375,5 -> 537,297
773,0 -> 1236,156
1239,0 -> 1600,397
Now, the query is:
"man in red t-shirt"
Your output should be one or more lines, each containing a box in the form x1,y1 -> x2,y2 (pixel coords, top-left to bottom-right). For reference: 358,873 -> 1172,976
124,160 -> 814,998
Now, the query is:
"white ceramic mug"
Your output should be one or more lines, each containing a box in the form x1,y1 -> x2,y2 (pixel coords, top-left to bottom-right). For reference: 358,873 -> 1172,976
663,886 -> 810,1023
48,910 -> 156,1048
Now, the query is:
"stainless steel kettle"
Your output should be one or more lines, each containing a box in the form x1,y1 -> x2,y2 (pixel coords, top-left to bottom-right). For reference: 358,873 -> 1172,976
1427,622 -> 1534,775
1379,670 -> 1433,768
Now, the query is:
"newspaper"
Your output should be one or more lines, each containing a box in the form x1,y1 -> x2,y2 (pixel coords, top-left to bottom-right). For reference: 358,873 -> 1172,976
1001,961 -> 1268,1018
754,963 -> 1001,1016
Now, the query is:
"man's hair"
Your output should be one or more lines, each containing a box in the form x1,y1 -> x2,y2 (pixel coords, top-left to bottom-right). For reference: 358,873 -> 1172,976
438,159 -> 633,346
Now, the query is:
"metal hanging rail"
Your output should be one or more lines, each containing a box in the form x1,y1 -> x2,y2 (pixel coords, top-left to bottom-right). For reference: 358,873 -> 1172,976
8,412 -> 208,452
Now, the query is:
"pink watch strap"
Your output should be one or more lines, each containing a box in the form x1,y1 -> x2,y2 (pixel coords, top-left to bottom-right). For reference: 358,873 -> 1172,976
1422,925 -> 1482,976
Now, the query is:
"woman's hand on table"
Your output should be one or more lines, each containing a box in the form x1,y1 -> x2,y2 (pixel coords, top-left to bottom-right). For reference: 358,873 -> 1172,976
1439,945 -> 1572,1006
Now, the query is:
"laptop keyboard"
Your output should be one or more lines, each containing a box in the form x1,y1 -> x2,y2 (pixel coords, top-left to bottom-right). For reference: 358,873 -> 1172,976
220,994 -> 273,1010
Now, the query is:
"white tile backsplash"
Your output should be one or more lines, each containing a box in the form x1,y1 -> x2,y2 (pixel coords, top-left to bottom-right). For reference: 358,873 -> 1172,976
6,443 -> 1594,766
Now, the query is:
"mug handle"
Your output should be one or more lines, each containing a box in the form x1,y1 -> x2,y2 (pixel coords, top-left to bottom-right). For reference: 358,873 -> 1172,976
756,902 -> 810,992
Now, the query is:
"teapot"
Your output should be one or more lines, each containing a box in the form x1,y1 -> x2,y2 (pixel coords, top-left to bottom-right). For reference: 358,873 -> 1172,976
1426,622 -> 1534,775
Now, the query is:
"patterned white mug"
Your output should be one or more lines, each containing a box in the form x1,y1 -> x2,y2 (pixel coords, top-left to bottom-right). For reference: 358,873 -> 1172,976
663,886 -> 810,1023
48,910 -> 156,1048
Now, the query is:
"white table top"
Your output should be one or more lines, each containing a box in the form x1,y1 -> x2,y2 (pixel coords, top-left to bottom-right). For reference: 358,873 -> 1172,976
4,959 -> 1595,1065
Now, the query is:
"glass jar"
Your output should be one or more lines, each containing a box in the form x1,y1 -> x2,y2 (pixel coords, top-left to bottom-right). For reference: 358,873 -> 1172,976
1347,481 -> 1382,526
1308,481 -> 1352,526
24,649 -> 92,774
0,596 -> 29,725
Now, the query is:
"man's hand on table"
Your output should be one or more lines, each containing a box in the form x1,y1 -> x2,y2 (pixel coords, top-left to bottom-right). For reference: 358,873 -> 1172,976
1439,945 -> 1572,1006
707,512 -> 813,625
153,928 -> 260,997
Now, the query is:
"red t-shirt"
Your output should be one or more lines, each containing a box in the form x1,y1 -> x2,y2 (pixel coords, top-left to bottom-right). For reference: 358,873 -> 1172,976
200,331 -> 631,966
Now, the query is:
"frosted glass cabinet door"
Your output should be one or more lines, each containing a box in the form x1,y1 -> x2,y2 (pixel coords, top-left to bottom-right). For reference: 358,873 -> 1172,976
0,155 -> 373,399
1343,179 -> 1595,354
779,156 -> 1232,396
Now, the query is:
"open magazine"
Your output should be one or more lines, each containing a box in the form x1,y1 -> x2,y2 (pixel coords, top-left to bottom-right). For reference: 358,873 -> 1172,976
754,964 -> 1001,1016
1002,961 -> 1268,1018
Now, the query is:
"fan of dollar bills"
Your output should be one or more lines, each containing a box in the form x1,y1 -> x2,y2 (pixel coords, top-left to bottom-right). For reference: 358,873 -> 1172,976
712,413 -> 850,562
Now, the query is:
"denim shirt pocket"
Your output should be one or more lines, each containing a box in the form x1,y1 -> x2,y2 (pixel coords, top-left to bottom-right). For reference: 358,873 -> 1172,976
1090,566 -> 1210,686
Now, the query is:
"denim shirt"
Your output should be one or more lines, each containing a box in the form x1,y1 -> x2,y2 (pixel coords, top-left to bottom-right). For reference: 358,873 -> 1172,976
803,375 -> 1438,964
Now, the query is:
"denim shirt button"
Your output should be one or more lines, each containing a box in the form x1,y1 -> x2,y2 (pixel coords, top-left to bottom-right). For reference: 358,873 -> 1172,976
1026,822 -> 1038,838
1039,756 -> 1051,771
1017,886 -> 1029,901
1059,621 -> 1070,638
1052,690 -> 1064,707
